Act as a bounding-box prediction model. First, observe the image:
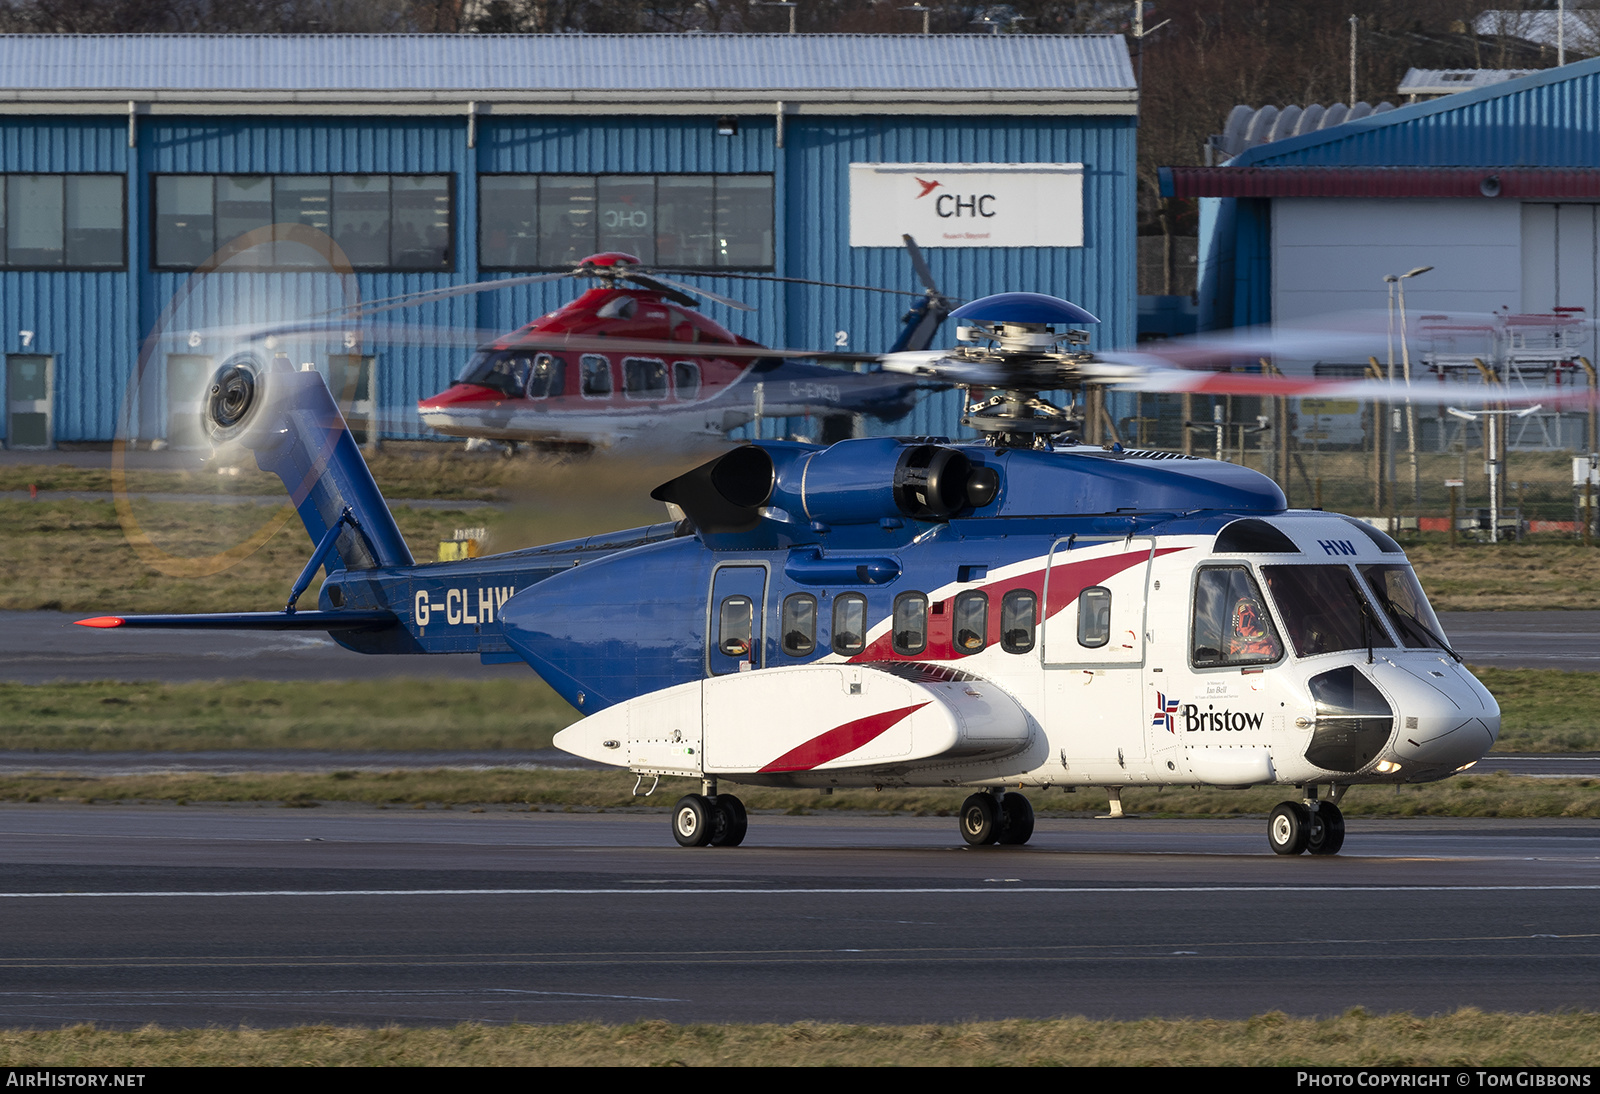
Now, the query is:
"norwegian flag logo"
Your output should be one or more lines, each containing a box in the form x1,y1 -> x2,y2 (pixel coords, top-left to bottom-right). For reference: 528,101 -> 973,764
1152,692 -> 1180,733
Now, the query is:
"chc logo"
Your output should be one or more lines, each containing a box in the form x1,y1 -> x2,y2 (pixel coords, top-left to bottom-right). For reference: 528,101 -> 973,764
912,176 -> 997,218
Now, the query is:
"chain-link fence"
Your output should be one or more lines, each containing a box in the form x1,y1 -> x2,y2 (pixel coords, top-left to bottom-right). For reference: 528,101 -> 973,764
1099,387 -> 1600,543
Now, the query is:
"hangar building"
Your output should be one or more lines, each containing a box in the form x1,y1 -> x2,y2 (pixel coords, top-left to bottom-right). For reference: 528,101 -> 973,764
1165,57 -> 1600,350
0,33 -> 1137,448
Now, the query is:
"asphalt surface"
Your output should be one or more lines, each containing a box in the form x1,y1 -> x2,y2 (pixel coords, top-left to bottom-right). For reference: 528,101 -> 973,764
1439,610 -> 1600,672
0,807 -> 1594,1028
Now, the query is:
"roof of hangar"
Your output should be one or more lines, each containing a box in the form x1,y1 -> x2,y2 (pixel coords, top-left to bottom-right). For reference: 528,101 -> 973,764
0,33 -> 1136,112
1219,54 -> 1600,170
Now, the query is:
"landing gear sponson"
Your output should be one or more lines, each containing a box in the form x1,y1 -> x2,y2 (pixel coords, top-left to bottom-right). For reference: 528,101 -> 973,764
1268,785 -> 1347,856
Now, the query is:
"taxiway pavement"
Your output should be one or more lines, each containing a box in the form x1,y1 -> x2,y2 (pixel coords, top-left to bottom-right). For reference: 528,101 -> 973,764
0,806 -> 1593,1028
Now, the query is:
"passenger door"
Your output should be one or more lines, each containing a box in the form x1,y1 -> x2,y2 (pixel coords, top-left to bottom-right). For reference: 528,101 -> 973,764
707,563 -> 768,676
1042,537 -> 1156,778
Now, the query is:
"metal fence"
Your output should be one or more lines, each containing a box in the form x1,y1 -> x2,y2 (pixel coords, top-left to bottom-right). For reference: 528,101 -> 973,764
1097,385 -> 1600,543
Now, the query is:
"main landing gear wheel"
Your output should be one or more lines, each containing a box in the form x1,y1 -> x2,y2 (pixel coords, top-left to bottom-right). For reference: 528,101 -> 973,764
710,794 -> 748,847
959,793 -> 1000,846
672,794 -> 713,847
997,792 -> 1035,846
1306,801 -> 1345,856
1268,801 -> 1311,856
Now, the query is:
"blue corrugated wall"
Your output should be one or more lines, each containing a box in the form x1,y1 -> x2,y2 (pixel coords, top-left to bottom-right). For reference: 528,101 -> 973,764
0,109 -> 1135,444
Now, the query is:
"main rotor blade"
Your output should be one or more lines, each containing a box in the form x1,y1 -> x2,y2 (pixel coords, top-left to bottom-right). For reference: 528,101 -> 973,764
902,234 -> 941,296
652,268 -> 940,299
1086,355 -> 1599,408
317,271 -> 578,319
630,272 -> 754,312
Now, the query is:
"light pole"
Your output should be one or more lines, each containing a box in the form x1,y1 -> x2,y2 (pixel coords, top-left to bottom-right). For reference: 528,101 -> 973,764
1384,265 -> 1431,515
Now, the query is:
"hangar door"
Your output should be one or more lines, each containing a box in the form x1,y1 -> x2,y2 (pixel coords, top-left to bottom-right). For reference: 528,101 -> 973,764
1522,203 -> 1598,356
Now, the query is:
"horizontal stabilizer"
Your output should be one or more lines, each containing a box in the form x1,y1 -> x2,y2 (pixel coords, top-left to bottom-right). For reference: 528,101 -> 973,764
76,611 -> 397,632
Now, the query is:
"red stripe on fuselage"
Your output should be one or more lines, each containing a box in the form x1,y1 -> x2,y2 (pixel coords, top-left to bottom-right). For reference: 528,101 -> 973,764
848,546 -> 1191,663
758,702 -> 929,773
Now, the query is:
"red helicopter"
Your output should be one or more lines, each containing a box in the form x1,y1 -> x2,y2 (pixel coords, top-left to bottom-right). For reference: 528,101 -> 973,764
414,245 -> 954,451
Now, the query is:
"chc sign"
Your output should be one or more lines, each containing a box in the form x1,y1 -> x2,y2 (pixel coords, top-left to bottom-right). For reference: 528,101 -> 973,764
848,162 -> 1084,248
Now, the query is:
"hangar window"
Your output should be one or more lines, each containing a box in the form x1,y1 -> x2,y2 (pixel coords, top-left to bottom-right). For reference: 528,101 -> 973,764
0,175 -> 125,269
153,174 -> 453,271
479,174 -> 774,270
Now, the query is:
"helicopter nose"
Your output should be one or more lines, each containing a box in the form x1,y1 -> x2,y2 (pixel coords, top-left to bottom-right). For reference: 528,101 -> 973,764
1376,659 -> 1501,774
418,383 -> 501,410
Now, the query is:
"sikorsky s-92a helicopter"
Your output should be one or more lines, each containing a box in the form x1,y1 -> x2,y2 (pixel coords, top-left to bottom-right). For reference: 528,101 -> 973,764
410,240 -> 954,450
85,290 -> 1542,855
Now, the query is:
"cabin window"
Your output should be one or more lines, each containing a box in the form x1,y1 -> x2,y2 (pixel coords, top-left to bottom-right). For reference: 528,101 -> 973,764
892,592 -> 928,656
1077,586 -> 1112,648
673,361 -> 701,400
1262,565 -> 1394,659
527,354 -> 564,398
832,593 -> 867,656
580,354 -> 612,397
952,591 -> 988,655
478,173 -> 774,270
623,357 -> 669,400
781,594 -> 817,657
1192,566 -> 1284,668
717,595 -> 754,658
1000,590 -> 1037,654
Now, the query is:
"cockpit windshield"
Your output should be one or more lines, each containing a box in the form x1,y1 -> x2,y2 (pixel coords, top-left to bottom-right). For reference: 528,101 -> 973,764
1262,565 -> 1395,659
1359,564 -> 1451,651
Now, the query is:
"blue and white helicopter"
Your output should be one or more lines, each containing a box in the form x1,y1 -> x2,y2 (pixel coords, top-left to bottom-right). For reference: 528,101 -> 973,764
84,291 -> 1511,855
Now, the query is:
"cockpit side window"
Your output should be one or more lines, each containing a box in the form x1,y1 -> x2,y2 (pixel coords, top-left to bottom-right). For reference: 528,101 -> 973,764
832,593 -> 866,656
1192,566 -> 1284,668
580,354 -> 612,397
527,353 -> 564,398
781,593 -> 816,656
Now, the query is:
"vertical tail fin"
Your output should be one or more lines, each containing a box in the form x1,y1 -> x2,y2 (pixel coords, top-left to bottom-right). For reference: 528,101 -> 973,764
208,355 -> 413,571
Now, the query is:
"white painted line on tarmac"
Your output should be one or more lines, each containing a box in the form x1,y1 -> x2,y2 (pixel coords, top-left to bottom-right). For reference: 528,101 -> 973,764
0,884 -> 1598,898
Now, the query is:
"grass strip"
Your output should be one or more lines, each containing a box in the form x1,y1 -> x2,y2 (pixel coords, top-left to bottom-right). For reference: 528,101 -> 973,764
0,668 -> 1594,753
0,678 -> 573,752
0,1009 -> 1597,1066
5,769 -> 1597,817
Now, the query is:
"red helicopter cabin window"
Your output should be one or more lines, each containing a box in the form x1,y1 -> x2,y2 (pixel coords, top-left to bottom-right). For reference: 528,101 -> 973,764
580,355 -> 613,398
623,357 -> 669,401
